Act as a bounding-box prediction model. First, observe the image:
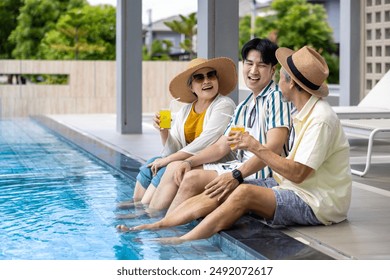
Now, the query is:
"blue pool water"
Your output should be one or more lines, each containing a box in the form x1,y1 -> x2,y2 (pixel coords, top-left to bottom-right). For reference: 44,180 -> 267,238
0,119 -> 235,260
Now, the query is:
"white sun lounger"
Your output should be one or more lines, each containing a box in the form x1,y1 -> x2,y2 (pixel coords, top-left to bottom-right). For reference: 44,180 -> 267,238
333,106 -> 390,119
341,119 -> 390,176
333,70 -> 390,119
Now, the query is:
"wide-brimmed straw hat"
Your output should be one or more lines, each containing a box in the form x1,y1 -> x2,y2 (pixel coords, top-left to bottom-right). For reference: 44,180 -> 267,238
276,46 -> 329,98
169,57 -> 238,103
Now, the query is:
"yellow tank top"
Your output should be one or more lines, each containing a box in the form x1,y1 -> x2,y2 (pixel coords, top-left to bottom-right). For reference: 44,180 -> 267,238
184,104 -> 206,144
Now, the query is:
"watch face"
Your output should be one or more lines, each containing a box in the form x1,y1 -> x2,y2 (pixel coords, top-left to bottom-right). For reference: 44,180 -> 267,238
232,169 -> 243,183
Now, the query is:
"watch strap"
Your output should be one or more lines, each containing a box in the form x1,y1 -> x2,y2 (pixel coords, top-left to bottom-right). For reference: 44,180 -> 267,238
232,169 -> 244,184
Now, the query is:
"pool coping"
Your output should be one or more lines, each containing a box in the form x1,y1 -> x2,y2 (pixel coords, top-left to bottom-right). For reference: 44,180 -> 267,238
32,115 -> 334,260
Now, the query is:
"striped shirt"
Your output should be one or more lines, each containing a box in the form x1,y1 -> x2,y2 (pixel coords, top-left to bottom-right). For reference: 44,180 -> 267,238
225,80 -> 292,179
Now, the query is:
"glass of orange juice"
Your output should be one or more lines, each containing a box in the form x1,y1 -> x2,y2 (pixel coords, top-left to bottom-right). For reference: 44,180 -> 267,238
159,109 -> 171,129
229,125 -> 245,149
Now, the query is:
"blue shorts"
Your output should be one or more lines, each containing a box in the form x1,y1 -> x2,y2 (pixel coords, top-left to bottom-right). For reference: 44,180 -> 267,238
245,178 -> 322,226
136,156 -> 167,189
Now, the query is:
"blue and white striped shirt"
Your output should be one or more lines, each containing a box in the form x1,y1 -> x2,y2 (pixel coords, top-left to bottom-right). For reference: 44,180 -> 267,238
225,80 -> 292,179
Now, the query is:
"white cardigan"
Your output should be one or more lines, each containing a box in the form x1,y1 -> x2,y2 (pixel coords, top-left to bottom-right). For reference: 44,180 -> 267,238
162,94 -> 236,157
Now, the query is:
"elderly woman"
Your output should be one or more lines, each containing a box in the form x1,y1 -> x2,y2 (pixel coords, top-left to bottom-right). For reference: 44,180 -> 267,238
118,57 -> 237,210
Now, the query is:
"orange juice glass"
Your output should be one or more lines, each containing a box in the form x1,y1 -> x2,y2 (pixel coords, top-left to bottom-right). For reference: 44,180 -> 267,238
229,125 -> 245,149
159,109 -> 171,129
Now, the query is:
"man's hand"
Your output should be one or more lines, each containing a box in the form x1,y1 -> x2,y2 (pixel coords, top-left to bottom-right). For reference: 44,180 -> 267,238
174,161 -> 192,185
227,131 -> 260,152
204,172 -> 240,201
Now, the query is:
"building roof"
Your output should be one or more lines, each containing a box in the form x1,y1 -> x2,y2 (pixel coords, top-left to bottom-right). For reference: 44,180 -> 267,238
143,14 -> 188,32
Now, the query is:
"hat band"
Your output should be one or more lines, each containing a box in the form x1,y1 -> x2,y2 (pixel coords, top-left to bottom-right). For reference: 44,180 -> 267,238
287,56 -> 320,91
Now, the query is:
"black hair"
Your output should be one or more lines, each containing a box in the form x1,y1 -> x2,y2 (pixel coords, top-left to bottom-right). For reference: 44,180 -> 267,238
241,38 -> 278,66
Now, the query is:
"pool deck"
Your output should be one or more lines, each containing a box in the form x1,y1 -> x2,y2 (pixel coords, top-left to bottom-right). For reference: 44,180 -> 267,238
38,113 -> 390,260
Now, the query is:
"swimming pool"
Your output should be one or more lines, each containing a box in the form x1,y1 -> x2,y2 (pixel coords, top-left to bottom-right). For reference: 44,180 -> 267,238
0,118 -> 238,260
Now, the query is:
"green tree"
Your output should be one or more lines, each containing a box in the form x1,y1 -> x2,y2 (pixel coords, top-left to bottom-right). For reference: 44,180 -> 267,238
143,39 -> 173,61
239,14 -> 276,59
239,15 -> 251,57
241,0 -> 339,83
0,0 -> 24,58
9,0 -> 86,59
274,1 -> 339,83
39,5 -> 116,60
270,0 -> 335,52
79,4 -> 116,59
164,12 -> 197,59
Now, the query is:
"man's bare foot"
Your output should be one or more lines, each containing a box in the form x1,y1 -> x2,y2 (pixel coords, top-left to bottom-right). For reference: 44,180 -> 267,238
116,224 -> 134,232
115,209 -> 164,220
154,237 -> 185,245
131,223 -> 158,230
116,223 -> 157,232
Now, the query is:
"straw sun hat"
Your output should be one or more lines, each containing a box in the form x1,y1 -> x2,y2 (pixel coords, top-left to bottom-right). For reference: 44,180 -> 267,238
276,46 -> 329,98
169,57 -> 238,103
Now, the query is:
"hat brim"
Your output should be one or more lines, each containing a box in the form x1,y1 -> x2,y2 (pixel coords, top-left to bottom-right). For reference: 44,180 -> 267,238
276,47 -> 329,98
169,57 -> 238,103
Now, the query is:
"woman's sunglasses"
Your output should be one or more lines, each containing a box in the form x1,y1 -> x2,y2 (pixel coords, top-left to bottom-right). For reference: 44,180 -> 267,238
192,70 -> 217,83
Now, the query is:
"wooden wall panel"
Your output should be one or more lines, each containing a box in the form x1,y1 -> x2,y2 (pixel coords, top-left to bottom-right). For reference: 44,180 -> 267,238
0,60 -> 190,117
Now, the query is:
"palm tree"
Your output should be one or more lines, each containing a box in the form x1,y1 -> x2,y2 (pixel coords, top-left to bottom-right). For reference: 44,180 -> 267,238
164,12 -> 197,59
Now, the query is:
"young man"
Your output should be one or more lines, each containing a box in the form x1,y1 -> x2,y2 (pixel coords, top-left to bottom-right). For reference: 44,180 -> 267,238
118,46 -> 352,243
116,38 -> 291,228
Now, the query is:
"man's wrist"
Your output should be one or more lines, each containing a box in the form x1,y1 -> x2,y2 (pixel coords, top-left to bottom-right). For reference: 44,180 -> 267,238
232,169 -> 244,184
253,145 -> 269,160
182,160 -> 193,168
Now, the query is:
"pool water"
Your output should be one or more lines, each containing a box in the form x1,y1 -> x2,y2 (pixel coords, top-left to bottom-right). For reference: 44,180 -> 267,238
0,119 -> 234,260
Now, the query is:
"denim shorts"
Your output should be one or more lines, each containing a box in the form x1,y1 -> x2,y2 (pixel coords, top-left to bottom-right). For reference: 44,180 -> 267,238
245,177 -> 322,226
136,156 -> 167,189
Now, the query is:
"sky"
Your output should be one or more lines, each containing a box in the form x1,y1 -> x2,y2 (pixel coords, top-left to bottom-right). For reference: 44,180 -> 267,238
87,0 -> 197,24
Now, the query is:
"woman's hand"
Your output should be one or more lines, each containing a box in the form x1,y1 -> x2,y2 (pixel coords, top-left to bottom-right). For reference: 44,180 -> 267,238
152,112 -> 161,130
153,112 -> 169,133
148,157 -> 169,176
204,172 -> 240,201
174,161 -> 192,185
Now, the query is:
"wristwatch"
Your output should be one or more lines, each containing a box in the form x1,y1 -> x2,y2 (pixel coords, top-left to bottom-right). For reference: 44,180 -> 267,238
232,169 -> 243,184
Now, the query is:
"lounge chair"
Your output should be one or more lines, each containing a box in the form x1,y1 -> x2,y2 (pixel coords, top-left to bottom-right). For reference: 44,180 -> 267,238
333,70 -> 390,119
341,119 -> 390,176
334,70 -> 390,176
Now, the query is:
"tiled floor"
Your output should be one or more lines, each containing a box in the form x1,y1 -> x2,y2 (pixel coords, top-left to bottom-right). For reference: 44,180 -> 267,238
44,114 -> 390,260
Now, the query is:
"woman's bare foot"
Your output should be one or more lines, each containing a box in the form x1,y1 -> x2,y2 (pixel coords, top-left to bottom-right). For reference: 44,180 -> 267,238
116,200 -> 142,209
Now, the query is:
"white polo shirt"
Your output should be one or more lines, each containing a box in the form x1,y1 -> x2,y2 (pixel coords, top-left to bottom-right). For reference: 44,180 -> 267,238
274,96 -> 352,225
